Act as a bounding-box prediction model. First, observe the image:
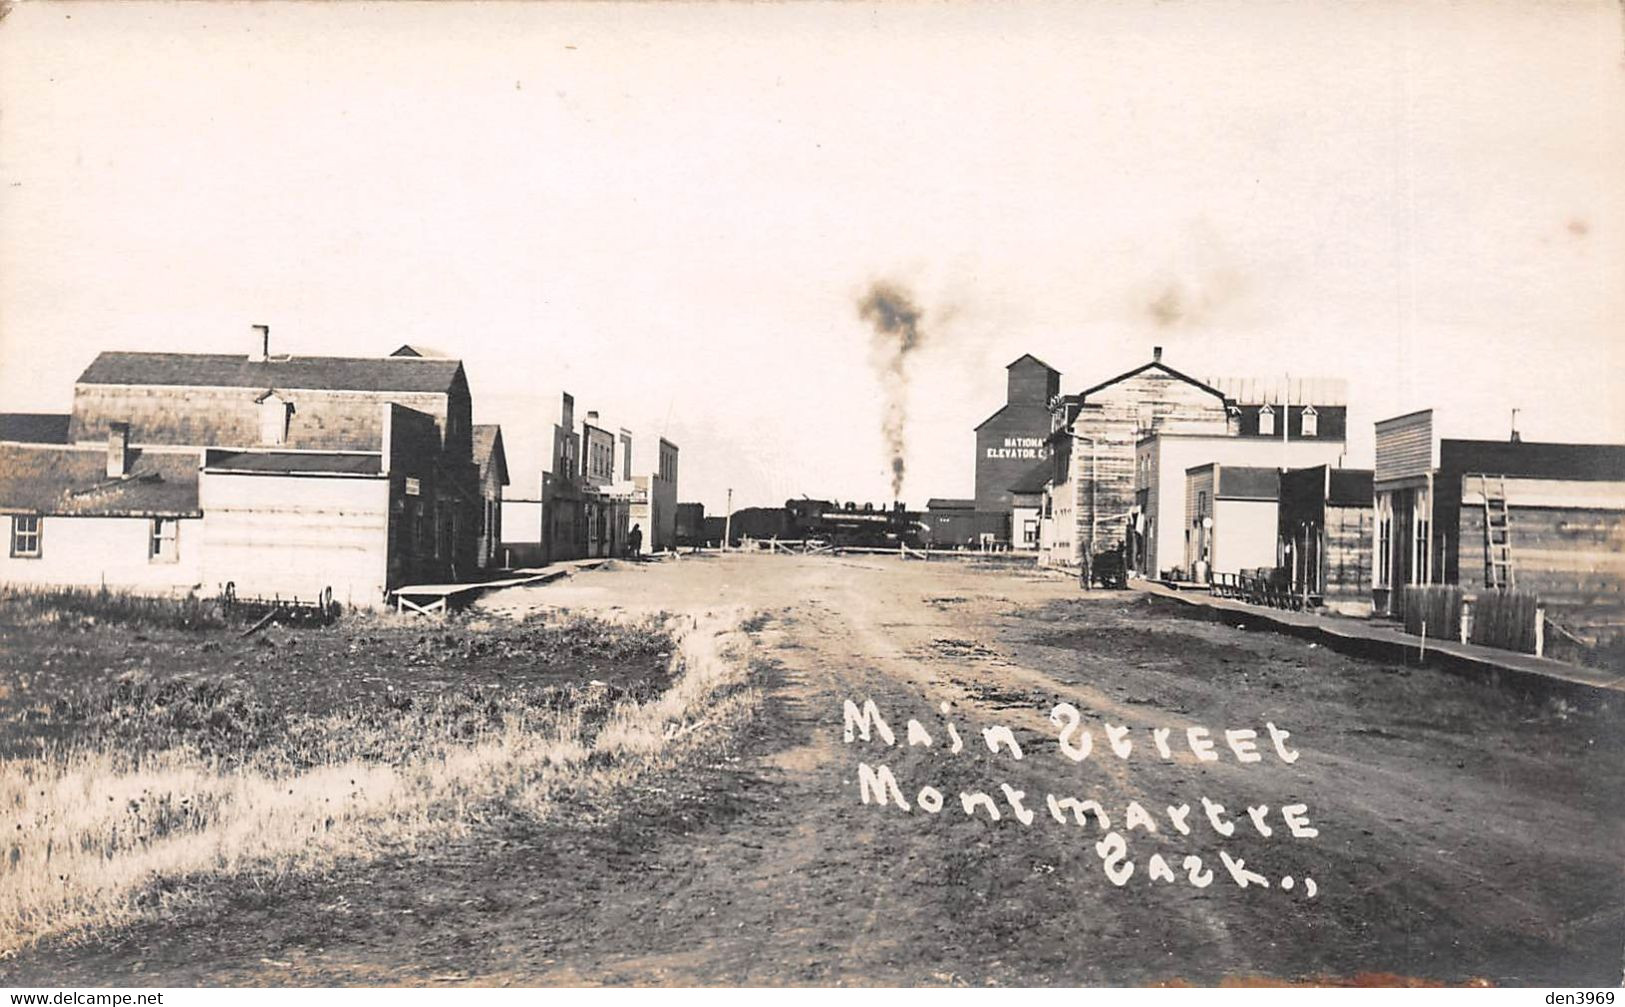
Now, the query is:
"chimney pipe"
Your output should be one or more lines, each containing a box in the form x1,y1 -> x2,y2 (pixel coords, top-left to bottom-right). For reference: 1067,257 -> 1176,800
106,422 -> 130,479
586,410 -> 599,424
251,324 -> 270,361
1153,346 -> 1163,363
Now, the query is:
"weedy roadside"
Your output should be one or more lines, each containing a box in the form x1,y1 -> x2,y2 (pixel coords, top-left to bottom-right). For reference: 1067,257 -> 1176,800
1,594 -> 761,956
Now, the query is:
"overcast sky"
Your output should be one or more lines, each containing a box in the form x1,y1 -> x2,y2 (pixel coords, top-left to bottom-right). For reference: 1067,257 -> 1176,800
3,1 -> 1622,512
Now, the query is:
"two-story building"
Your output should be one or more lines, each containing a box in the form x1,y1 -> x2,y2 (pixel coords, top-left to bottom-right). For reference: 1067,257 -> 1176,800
1,327 -> 491,607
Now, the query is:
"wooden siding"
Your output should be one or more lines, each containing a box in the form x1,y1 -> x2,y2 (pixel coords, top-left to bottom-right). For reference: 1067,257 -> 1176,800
1374,410 -> 1435,487
199,471 -> 391,608
1457,502 -> 1625,635
1211,498 -> 1278,574
1006,357 -> 1060,406
1325,505 -> 1374,598
68,383 -> 474,462
0,514 -> 203,593
1460,476 -> 1625,511
975,401 -> 1052,516
1068,373 -> 1229,564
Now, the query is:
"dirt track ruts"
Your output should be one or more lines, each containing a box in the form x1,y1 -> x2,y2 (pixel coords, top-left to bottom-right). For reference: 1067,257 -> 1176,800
8,554 -> 1623,986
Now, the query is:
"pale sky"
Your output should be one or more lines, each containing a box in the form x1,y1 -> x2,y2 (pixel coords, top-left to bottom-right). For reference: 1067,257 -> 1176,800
3,1 -> 1622,513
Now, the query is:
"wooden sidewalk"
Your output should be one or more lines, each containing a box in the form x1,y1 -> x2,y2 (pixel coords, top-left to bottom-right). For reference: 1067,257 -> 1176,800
1135,580 -> 1625,699
391,558 -> 608,615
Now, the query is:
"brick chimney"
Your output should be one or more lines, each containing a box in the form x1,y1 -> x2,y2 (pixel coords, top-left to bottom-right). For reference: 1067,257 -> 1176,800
1153,346 -> 1163,363
250,324 -> 270,362
106,421 -> 130,479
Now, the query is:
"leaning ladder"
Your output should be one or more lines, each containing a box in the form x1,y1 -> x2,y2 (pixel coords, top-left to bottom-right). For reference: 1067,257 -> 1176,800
1481,475 -> 1515,589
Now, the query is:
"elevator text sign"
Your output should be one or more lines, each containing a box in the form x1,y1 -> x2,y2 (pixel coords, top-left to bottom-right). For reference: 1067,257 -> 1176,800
985,436 -> 1049,460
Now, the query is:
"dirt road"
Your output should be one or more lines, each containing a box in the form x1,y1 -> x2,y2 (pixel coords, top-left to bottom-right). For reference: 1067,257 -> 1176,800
11,554 -> 1624,986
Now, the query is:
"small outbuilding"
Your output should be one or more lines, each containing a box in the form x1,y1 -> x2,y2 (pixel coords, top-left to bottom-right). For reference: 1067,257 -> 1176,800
1277,465 -> 1374,615
1184,463 -> 1280,580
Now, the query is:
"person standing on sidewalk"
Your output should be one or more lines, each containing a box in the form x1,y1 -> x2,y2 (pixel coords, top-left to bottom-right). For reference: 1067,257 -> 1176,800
628,523 -> 643,560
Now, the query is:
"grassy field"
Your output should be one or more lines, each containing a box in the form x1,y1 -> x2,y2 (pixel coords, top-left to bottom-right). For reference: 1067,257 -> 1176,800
0,590 -> 759,956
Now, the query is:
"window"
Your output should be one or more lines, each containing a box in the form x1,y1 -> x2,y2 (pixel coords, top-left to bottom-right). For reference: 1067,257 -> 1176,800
1301,405 -> 1319,438
149,518 -> 178,562
1258,405 -> 1275,437
1022,519 -> 1039,545
10,515 -> 41,558
1411,488 -> 1432,585
1374,494 -> 1393,588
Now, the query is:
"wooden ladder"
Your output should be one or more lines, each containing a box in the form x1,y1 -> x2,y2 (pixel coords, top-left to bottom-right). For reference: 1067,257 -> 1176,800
1481,474 -> 1515,589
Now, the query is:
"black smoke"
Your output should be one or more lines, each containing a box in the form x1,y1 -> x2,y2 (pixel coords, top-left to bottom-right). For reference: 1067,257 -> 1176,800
858,281 -> 926,499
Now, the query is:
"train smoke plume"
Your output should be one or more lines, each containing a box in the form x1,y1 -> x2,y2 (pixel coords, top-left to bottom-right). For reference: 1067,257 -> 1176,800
858,281 -> 926,499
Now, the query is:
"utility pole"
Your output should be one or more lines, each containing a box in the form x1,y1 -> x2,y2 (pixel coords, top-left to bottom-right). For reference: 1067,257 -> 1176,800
1077,434 -> 1098,589
722,487 -> 733,552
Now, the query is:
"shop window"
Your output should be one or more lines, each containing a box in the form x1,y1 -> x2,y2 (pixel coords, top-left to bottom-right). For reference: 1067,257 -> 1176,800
1412,489 -> 1432,585
10,515 -> 41,558
1301,405 -> 1319,438
1258,405 -> 1275,437
1374,495 -> 1393,588
149,518 -> 178,562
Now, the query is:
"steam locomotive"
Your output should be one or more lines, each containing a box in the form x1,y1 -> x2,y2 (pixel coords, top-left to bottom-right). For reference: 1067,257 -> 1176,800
784,498 -> 927,549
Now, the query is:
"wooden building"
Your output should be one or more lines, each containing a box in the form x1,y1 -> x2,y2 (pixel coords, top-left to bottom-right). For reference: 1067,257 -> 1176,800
628,438 -> 680,553
0,434 -> 204,595
973,355 -> 1059,545
539,395 -> 673,560
1007,463 -> 1049,551
1372,409 -> 1625,638
1183,464 -> 1281,579
1036,355 -> 1351,578
2,329 -> 488,606
1132,433 -> 1345,580
1041,348 -> 1233,572
472,425 -> 509,570
1277,465 -> 1374,615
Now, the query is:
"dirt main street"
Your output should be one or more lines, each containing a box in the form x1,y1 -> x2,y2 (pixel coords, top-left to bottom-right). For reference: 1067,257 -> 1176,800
10,554 -> 1624,986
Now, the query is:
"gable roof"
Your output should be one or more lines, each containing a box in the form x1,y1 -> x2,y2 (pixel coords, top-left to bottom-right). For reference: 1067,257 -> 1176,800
0,444 -> 200,516
76,352 -> 465,395
1006,353 -> 1058,374
472,425 -> 510,486
1078,359 -> 1229,404
0,413 -> 71,444
973,399 -> 1054,431
391,344 -> 452,358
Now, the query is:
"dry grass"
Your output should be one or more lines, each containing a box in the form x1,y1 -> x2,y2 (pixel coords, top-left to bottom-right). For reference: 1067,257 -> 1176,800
1,586 -> 226,633
0,605 -> 760,955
